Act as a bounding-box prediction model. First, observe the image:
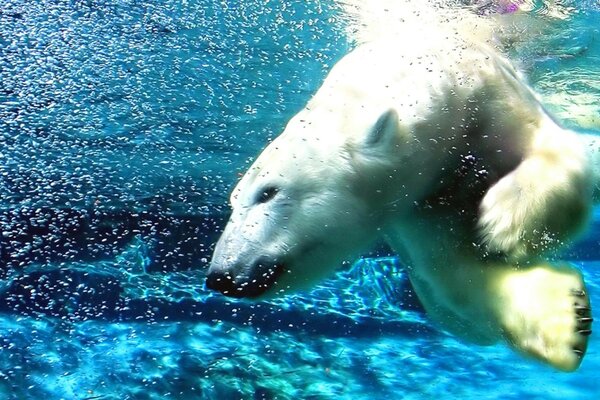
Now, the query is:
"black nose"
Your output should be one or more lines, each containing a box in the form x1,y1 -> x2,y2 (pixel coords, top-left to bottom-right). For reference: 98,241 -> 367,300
206,261 -> 285,298
205,270 -> 237,296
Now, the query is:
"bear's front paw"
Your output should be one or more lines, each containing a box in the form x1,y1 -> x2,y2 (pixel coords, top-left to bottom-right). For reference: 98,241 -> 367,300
478,173 -> 541,260
495,264 -> 592,371
478,162 -> 588,261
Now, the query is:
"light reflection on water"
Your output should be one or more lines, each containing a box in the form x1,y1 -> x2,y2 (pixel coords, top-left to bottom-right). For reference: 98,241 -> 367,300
504,1 -> 600,130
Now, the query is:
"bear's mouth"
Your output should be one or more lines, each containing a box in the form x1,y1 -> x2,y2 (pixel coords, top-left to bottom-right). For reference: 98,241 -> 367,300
205,262 -> 285,299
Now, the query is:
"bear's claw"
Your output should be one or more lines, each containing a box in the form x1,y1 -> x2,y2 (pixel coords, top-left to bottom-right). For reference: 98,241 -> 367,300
574,291 -> 593,338
572,289 -> 593,360
575,305 -> 592,315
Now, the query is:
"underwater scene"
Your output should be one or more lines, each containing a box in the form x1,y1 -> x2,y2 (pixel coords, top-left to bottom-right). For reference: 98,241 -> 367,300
1,0 -> 599,398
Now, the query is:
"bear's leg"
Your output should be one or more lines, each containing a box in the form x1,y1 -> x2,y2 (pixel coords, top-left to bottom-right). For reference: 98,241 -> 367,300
490,262 -> 592,371
478,128 -> 590,261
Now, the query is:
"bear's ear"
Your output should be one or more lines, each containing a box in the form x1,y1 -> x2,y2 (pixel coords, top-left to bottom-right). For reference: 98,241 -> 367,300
364,109 -> 400,148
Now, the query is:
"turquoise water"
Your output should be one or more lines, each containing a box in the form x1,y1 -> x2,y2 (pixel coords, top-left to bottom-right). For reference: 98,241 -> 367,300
0,0 -> 599,398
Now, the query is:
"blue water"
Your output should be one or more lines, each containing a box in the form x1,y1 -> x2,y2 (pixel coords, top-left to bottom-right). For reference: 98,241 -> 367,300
0,0 -> 599,399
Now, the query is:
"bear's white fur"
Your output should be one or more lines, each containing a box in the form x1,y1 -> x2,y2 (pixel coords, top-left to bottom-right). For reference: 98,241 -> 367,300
208,0 -> 595,371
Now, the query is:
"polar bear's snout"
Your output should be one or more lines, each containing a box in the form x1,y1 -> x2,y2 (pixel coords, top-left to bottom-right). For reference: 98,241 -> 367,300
207,201 -> 289,297
206,253 -> 285,298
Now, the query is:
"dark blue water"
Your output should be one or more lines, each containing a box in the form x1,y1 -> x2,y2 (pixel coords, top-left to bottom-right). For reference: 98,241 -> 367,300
0,1 -> 599,399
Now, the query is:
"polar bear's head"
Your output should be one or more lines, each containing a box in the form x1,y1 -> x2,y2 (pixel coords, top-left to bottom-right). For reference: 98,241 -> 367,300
206,108 -> 409,298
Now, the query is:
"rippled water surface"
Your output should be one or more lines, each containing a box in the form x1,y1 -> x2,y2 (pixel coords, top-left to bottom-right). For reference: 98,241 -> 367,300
1,1 -> 599,399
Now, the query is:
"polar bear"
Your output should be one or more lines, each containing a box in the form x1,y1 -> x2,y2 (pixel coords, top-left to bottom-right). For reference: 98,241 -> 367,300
206,1 -> 596,371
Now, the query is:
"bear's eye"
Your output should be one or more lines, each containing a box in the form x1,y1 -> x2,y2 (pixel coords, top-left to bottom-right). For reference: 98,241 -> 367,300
256,186 -> 279,204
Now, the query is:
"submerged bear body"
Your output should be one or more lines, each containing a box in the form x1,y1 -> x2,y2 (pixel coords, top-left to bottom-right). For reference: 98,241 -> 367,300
207,4 -> 595,371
